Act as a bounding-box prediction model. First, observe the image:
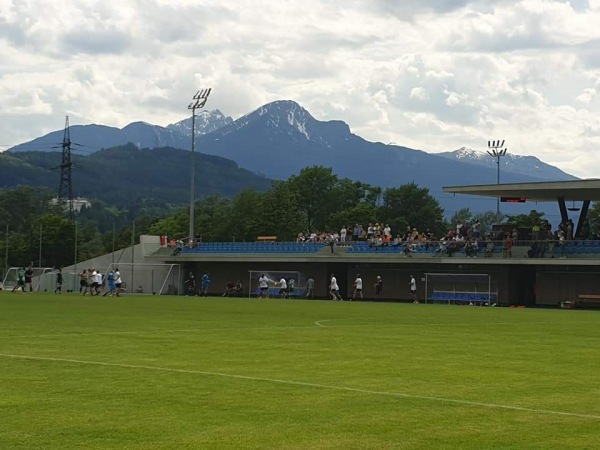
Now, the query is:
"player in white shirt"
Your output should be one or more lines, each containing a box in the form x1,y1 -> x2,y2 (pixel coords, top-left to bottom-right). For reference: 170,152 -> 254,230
330,273 -> 342,301
258,274 -> 271,298
410,274 -> 418,303
278,277 -> 288,298
115,269 -> 124,297
352,274 -> 363,300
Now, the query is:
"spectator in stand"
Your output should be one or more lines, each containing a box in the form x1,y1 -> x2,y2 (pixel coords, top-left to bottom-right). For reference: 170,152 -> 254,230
485,236 -> 495,257
328,234 -> 335,253
391,235 -> 402,248
511,228 -> 518,245
367,223 -> 374,241
503,234 -> 513,258
446,239 -> 459,257
352,224 -> 360,242
557,230 -> 566,256
340,226 -> 347,244
465,239 -> 477,258
434,237 -> 448,256
384,224 -> 391,242
567,219 -> 574,241
472,220 -> 481,240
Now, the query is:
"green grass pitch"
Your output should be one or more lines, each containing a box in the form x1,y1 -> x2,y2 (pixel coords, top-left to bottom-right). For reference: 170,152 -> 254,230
0,293 -> 599,449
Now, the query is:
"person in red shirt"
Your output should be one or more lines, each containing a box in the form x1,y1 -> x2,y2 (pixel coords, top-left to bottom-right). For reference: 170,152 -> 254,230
503,234 -> 513,258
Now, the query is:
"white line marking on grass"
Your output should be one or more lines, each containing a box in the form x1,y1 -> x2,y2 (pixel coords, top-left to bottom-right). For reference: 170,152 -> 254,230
1,320 -> 598,340
1,352 -> 599,421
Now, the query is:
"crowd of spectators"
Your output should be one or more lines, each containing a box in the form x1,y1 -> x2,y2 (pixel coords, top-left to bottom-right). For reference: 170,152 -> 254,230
294,216 -> 600,259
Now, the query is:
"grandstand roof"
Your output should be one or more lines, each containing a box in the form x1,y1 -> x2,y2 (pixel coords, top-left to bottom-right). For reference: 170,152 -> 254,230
443,179 -> 600,202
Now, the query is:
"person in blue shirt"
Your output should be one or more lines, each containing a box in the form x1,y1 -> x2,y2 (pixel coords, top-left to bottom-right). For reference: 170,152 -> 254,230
201,272 -> 211,296
102,270 -> 116,297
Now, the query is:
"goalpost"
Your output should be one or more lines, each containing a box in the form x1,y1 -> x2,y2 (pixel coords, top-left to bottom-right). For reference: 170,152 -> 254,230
424,273 -> 497,306
248,270 -> 303,298
1,267 -> 55,292
103,263 -> 182,295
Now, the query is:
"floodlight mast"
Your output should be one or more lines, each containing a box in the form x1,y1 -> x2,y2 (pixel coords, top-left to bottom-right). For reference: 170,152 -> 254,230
487,140 -> 508,215
187,88 -> 211,245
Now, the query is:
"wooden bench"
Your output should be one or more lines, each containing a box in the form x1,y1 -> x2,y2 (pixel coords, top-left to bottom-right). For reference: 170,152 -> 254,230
256,236 -> 277,242
576,294 -> 600,309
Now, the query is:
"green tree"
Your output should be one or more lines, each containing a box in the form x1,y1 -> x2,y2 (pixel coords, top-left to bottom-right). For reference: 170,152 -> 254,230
194,195 -> 233,241
288,166 -> 338,231
586,202 -> 600,237
472,211 -> 505,235
449,208 -> 473,226
258,182 -> 304,240
229,189 -> 264,241
330,203 -> 378,231
504,210 -> 546,228
379,183 -> 445,236
34,214 -> 76,268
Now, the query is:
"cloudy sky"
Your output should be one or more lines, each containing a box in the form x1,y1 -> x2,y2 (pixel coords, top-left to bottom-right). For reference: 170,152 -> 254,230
1,0 -> 599,177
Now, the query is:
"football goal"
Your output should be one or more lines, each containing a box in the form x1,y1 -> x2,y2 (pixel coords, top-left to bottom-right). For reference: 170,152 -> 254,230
424,272 -> 497,305
1,267 -> 55,292
103,263 -> 182,295
248,270 -> 303,298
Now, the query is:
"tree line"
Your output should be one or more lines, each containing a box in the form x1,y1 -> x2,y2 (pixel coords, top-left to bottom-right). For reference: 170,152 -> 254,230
3,165 -> 592,273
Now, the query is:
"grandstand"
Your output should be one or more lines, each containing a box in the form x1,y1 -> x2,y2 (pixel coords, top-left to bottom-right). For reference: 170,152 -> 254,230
145,180 -> 600,308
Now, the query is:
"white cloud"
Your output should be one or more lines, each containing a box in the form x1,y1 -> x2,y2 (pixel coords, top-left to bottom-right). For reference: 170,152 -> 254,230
1,0 -> 600,177
577,88 -> 597,104
410,87 -> 430,101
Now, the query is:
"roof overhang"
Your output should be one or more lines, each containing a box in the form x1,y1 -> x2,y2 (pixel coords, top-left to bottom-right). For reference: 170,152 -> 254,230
443,179 -> 600,202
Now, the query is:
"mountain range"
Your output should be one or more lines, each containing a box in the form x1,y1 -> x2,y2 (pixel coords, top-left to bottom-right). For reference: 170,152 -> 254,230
0,145 -> 271,208
6,100 -> 578,218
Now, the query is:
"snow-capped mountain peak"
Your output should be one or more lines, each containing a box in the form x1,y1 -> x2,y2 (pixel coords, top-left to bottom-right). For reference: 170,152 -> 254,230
167,109 -> 233,138
438,147 -> 577,181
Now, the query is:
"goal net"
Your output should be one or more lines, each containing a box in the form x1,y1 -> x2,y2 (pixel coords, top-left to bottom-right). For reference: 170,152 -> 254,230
248,270 -> 303,298
103,263 -> 182,295
424,273 -> 497,305
1,267 -> 55,292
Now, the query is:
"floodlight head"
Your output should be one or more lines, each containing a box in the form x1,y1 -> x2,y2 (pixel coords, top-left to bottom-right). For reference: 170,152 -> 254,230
486,150 -> 493,157
193,88 -> 212,100
500,148 -> 508,156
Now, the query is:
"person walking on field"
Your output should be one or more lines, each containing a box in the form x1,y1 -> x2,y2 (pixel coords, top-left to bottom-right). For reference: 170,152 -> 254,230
24,265 -> 34,292
55,268 -> 63,294
352,274 -> 363,301
102,270 -> 116,297
258,274 -> 270,298
305,277 -> 315,299
200,272 -> 211,297
330,273 -> 343,301
12,267 -> 26,293
374,276 -> 383,300
410,274 -> 419,303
